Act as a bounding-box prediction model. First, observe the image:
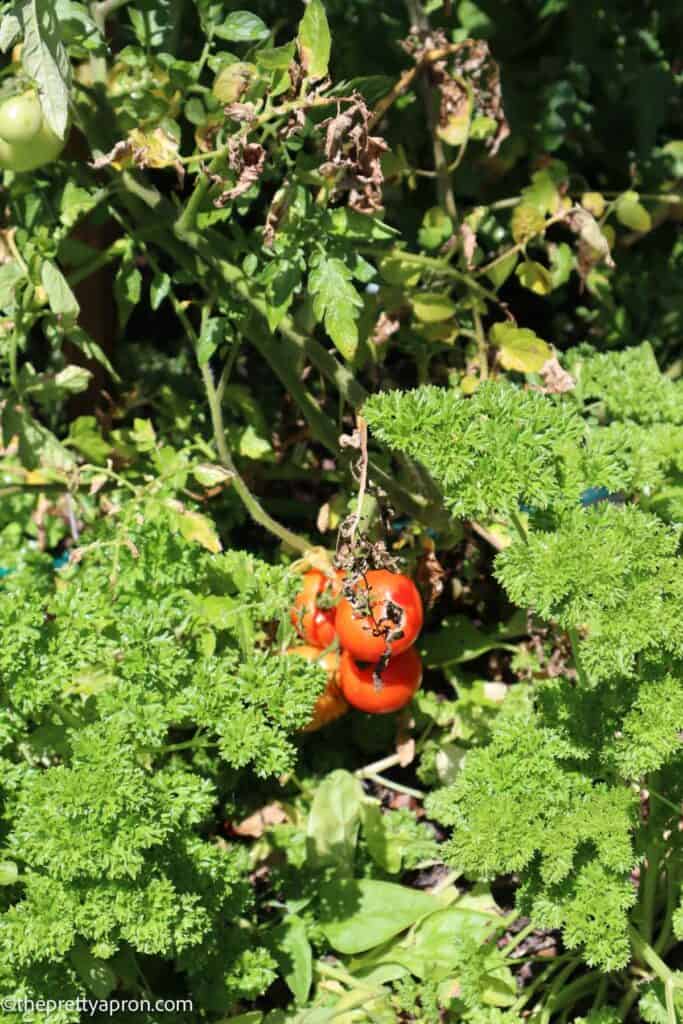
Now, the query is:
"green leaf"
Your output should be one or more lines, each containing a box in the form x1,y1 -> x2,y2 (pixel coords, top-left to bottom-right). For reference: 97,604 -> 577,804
308,257 -> 362,360
418,207 -> 454,250
421,615 -> 518,667
41,260 -> 80,317
193,463 -> 233,487
175,509 -> 222,554
256,41 -> 296,70
0,861 -> 18,885
69,942 -> 117,999
490,322 -> 552,372
130,417 -> 157,452
615,191 -> 652,232
0,261 -> 25,310
215,10 -> 269,42
114,262 -> 142,331
320,878 -> 441,954
306,769 -> 363,873
65,416 -> 112,463
412,292 -> 456,323
0,15 -> 21,52
515,259 -> 554,295
150,271 -> 171,311
485,251 -> 517,289
298,0 -> 331,79
269,916 -> 312,1005
197,316 -> 227,366
21,0 -> 71,138
549,242 -> 574,288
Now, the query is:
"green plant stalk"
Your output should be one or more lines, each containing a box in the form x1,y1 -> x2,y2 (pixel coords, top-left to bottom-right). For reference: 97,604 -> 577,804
640,847 -> 660,945
200,360 -> 311,554
568,627 -> 589,687
509,508 -> 529,544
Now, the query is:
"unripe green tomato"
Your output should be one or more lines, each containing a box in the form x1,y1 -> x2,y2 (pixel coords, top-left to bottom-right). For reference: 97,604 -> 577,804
0,90 -> 43,141
212,62 -> 257,104
0,91 -> 65,172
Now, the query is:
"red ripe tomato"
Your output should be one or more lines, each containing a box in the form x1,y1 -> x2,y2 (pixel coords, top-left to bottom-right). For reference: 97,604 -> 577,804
290,569 -> 342,648
339,647 -> 422,714
286,645 -> 347,731
335,570 -> 423,661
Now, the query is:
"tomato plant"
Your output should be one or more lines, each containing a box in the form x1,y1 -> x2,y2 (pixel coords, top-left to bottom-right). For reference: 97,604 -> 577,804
339,646 -> 422,714
335,570 -> 423,660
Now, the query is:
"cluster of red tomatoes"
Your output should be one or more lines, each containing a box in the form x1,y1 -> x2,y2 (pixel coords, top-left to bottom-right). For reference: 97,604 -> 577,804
287,568 -> 424,731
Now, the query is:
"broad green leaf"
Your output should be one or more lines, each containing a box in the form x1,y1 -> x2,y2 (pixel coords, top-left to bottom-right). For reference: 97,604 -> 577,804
490,322 -> 552,373
412,292 -> 456,323
481,965 -> 517,1007
485,251 -> 518,289
308,257 -> 362,360
549,242 -> 574,287
256,41 -> 296,70
0,261 -> 25,310
362,803 -> 402,874
395,897 -> 496,980
269,916 -> 312,1005
0,861 -> 18,885
196,316 -> 226,366
193,463 -> 233,487
0,15 -> 21,52
298,0 -> 331,79
510,203 -> 545,243
306,769 -> 363,873
379,256 -> 421,286
54,365 -> 92,394
320,878 -> 441,954
65,416 -> 112,463
615,191 -> 652,232
521,168 -> 563,214
581,191 -> 606,217
41,260 -> 80,317
130,418 -> 156,452
150,271 -> 171,311
114,262 -> 142,331
420,614 -> 518,667
215,10 -> 269,42
69,942 -> 117,999
127,0 -> 183,50
515,259 -> 554,295
238,425 -> 272,460
21,0 -> 71,138
418,207 -> 453,250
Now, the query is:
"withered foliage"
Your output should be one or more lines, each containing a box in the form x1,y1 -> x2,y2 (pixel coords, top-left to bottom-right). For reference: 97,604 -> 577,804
215,140 -> 266,205
403,30 -> 510,156
319,96 -> 388,213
